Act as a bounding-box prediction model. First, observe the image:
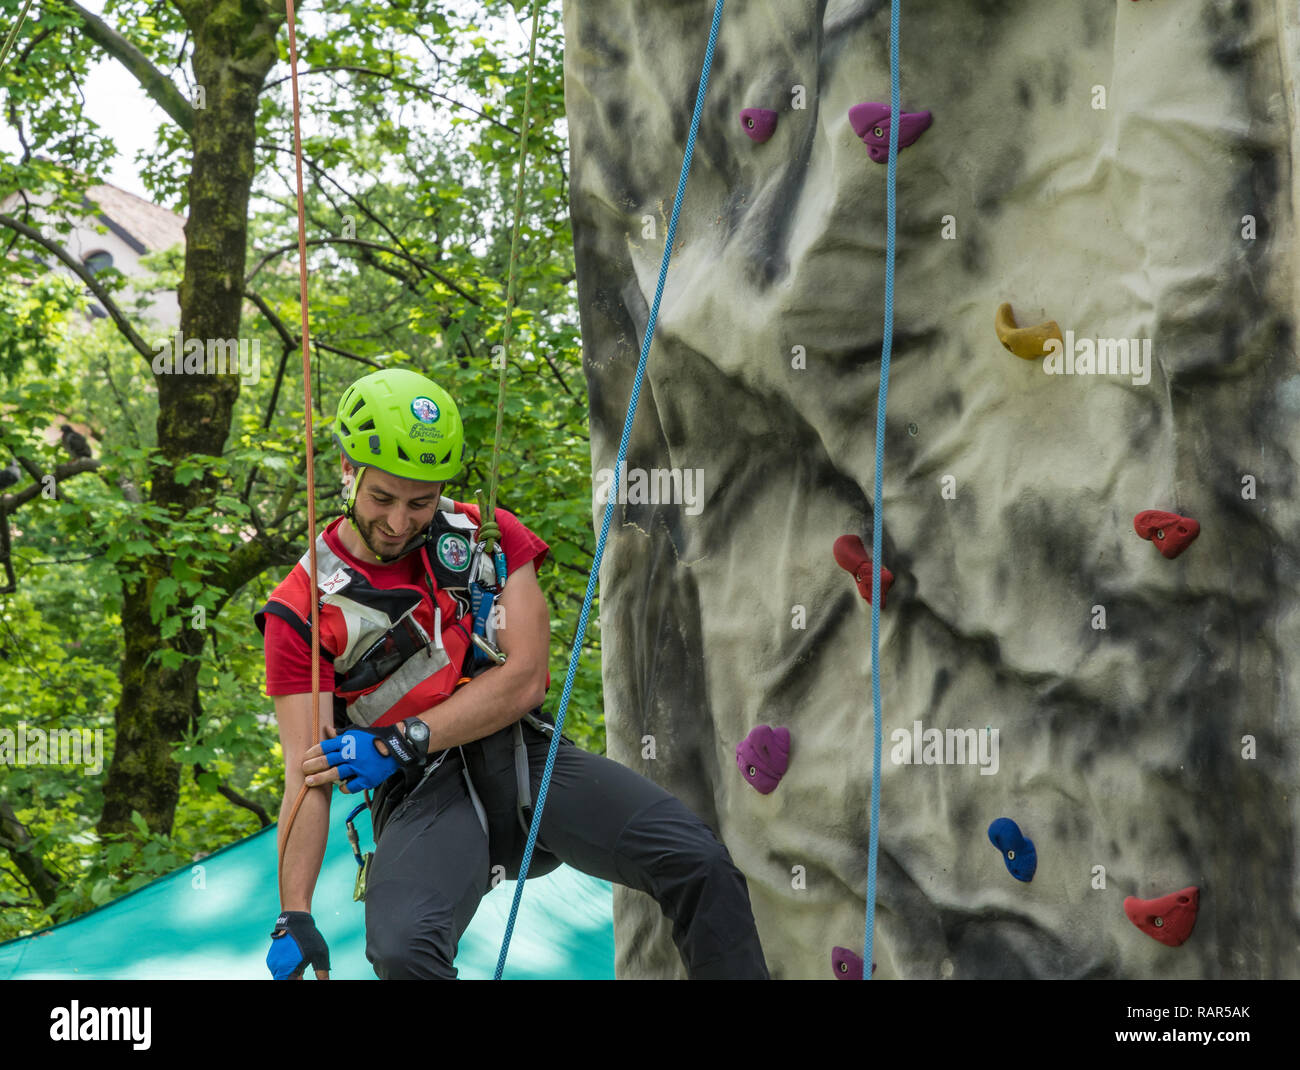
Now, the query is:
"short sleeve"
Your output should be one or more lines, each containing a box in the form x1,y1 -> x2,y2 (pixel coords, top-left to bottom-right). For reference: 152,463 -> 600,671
263,612 -> 336,697
491,505 -> 549,577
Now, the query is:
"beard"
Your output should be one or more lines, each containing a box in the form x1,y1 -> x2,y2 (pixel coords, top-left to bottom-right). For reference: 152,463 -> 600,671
354,514 -> 422,562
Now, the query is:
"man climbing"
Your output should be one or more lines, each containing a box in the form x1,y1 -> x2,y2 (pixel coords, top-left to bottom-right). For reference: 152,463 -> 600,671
257,367 -> 769,980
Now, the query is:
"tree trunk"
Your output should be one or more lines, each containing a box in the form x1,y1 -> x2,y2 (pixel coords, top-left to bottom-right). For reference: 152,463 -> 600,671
98,2 -> 283,836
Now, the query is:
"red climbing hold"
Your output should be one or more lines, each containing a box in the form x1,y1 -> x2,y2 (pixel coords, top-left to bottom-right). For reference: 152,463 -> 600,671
833,534 -> 893,607
1123,887 -> 1199,947
739,108 -> 778,144
1133,510 -> 1200,559
831,946 -> 877,979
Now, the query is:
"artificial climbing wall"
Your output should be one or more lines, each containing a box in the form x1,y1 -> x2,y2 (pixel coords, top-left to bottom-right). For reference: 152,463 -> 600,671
562,0 -> 1300,978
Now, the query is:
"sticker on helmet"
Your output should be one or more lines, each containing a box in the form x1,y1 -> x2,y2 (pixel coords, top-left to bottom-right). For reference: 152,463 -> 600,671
411,397 -> 441,424
408,422 -> 445,443
436,533 -> 471,572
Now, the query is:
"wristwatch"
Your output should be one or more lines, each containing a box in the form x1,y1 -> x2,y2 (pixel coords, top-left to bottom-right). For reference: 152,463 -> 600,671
401,717 -> 431,763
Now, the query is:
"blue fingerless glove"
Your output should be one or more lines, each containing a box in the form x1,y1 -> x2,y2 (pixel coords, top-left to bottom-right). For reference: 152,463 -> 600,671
267,910 -> 329,980
320,723 -> 423,793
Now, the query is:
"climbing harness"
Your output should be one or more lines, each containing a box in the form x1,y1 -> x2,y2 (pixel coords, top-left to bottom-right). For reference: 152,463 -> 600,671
344,739 -> 455,902
256,515 -> 481,728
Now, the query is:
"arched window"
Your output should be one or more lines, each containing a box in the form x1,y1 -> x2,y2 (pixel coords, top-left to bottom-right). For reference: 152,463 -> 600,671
83,250 -> 114,275
81,251 -> 113,320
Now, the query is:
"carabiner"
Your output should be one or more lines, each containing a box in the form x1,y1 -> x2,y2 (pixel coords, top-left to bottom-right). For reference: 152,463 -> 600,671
344,802 -> 373,902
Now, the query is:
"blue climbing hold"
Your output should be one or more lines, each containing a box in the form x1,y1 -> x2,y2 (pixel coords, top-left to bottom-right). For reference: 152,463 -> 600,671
987,817 -> 1037,882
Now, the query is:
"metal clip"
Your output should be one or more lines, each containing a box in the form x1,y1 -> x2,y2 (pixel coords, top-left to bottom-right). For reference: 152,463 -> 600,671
352,852 -> 373,902
471,632 -> 507,665
469,542 -> 500,594
345,802 -> 372,901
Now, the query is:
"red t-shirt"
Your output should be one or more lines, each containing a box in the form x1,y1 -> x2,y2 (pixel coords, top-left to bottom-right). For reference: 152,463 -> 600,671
262,502 -> 550,697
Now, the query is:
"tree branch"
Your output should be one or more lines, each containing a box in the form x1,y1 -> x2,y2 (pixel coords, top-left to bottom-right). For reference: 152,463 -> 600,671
255,141 -> 429,275
244,235 -> 480,306
260,64 -> 548,150
206,532 -> 289,598
0,212 -> 157,364
555,535 -> 595,559
311,340 -> 383,369
61,0 -> 194,135
241,289 -> 383,373
18,26 -> 57,66
0,800 -> 60,908
193,765 -> 271,827
0,455 -> 100,514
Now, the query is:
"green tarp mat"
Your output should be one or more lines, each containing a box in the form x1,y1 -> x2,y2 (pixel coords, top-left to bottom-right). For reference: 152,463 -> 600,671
0,806 -> 616,979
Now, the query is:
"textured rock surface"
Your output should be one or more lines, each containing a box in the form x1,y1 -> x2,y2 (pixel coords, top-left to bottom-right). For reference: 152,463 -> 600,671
563,0 -> 1300,978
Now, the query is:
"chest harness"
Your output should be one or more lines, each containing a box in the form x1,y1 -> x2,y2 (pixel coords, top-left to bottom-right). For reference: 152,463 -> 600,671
314,506 -> 560,901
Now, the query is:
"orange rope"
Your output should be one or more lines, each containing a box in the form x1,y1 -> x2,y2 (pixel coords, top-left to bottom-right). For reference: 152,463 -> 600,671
275,0 -> 324,978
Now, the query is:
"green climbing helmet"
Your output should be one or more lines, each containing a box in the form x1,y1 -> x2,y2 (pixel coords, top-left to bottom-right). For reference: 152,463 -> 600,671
334,368 -> 466,488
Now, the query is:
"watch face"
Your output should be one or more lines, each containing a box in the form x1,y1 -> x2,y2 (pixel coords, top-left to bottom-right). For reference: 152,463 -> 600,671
407,720 -> 430,744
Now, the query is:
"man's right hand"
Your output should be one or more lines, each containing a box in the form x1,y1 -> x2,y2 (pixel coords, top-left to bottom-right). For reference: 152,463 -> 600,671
267,910 -> 330,980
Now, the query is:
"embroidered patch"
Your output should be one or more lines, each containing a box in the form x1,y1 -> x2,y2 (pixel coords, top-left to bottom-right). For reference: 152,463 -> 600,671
320,568 -> 352,594
436,532 -> 471,572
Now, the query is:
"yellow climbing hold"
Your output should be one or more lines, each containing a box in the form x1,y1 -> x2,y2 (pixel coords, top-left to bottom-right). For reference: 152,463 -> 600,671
995,302 -> 1064,361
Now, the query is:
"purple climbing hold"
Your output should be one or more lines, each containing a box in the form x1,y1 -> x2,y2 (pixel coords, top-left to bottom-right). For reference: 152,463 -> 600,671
848,102 -> 933,164
739,108 -> 778,144
736,724 -> 791,794
831,946 -> 877,979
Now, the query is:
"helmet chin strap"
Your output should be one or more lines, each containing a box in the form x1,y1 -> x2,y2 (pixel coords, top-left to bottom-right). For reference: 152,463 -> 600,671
342,464 -> 365,523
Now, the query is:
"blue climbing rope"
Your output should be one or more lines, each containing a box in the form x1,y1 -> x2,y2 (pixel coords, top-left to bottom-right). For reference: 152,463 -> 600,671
864,0 -> 902,980
494,0 -> 728,979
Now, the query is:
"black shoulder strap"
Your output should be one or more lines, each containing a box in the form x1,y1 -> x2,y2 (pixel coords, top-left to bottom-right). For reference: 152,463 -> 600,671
255,601 -> 336,662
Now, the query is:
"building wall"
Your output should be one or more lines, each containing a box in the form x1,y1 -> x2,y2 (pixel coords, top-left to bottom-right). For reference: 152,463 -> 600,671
0,184 -> 183,333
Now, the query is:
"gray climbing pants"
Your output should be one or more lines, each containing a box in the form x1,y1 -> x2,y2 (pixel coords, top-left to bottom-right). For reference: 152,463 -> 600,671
363,713 -> 770,979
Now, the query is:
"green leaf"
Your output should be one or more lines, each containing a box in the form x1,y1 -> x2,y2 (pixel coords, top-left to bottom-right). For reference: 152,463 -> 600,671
150,577 -> 180,621
157,649 -> 186,671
